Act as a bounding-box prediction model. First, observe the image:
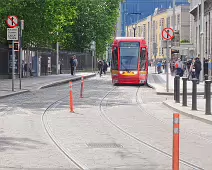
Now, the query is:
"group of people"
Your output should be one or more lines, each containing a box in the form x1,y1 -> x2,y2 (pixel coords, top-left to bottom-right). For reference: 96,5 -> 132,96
98,60 -> 108,76
156,57 -> 206,83
69,55 -> 78,76
170,57 -> 202,83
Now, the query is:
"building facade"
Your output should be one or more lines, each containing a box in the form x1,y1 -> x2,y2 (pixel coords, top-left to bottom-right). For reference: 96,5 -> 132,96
120,0 -> 189,37
189,0 -> 212,59
127,5 -> 191,60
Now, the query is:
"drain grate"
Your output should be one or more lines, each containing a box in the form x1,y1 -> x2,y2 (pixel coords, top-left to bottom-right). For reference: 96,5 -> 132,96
87,143 -> 123,148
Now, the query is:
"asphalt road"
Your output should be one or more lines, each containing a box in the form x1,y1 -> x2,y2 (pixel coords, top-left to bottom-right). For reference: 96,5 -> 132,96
0,75 -> 212,169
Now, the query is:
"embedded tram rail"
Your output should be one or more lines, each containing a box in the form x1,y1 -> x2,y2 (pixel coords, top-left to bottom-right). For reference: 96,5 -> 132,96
99,85 -> 204,170
42,79 -> 204,170
1,75 -> 210,169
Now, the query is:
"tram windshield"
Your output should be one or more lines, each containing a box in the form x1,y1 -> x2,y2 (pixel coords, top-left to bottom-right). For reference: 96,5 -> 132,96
120,47 -> 139,71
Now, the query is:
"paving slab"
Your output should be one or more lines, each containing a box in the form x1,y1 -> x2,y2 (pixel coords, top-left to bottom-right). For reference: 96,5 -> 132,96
148,66 -> 205,95
163,99 -> 212,125
0,72 -> 95,98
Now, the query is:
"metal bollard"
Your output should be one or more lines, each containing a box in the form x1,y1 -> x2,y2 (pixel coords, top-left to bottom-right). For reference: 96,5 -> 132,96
174,76 -> 177,101
175,75 -> 180,103
204,74 -> 208,99
192,78 -> 198,110
205,80 -> 211,115
182,77 -> 188,106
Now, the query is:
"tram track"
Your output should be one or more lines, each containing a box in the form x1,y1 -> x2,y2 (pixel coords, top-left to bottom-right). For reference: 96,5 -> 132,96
41,78 -> 100,170
137,86 -> 212,144
99,85 -> 204,170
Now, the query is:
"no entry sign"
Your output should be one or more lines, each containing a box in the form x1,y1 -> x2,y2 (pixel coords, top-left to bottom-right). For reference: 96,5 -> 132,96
6,16 -> 19,28
162,28 -> 174,40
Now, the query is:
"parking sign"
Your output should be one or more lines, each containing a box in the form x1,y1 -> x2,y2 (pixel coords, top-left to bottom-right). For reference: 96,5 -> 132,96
7,28 -> 19,40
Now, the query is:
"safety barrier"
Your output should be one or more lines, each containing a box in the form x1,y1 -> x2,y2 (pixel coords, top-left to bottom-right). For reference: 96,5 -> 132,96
173,113 -> 180,170
70,82 -> 74,112
80,76 -> 84,98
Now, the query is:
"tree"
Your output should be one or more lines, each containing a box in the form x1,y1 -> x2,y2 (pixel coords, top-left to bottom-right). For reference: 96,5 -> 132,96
0,0 -> 121,55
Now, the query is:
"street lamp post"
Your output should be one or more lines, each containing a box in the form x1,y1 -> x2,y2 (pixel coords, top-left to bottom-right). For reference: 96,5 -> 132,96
132,25 -> 136,37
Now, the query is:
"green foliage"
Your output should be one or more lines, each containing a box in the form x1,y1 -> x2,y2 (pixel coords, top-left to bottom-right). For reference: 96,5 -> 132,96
0,0 -> 121,56
180,39 -> 190,43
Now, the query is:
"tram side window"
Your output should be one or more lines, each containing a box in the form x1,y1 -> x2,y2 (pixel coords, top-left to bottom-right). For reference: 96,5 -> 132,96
140,48 -> 146,71
112,47 -> 118,70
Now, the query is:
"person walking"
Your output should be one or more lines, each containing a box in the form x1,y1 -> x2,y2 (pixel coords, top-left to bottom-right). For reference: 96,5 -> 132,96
194,57 -> 202,83
103,60 -> 108,75
70,56 -> 74,75
73,55 -> 78,75
175,58 -> 183,76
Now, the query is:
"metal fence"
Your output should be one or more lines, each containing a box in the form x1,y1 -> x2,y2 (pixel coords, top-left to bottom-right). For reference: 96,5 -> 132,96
0,46 -> 93,78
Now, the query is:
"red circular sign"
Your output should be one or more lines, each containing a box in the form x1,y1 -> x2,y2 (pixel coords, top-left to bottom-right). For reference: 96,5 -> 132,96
162,28 -> 174,40
6,16 -> 19,28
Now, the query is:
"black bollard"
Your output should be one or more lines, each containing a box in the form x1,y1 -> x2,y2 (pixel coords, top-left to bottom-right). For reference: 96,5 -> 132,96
174,76 -> 177,101
204,74 -> 208,99
192,78 -> 198,110
182,77 -> 188,106
175,75 -> 180,103
205,80 -> 211,115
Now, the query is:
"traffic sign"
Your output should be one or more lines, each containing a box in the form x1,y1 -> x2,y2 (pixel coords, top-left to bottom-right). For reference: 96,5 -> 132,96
7,28 -> 19,40
6,16 -> 19,28
162,28 -> 174,41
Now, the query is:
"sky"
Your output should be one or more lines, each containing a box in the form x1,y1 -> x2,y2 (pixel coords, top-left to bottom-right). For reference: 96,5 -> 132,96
124,0 -> 189,25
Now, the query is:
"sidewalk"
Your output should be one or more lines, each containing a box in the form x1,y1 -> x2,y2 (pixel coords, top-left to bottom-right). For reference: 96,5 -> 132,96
164,97 -> 212,125
0,72 -> 95,98
148,66 -> 205,95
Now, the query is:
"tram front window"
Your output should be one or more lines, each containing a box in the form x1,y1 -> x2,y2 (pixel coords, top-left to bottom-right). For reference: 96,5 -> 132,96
120,47 -> 139,71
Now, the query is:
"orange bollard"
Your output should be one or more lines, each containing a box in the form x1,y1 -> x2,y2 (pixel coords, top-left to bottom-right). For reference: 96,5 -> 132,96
80,76 -> 84,98
69,82 -> 74,112
173,113 -> 180,170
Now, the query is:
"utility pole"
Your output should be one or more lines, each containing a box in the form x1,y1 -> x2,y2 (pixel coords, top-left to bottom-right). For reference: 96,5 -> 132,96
56,25 -> 59,75
200,0 -> 204,82
19,20 -> 24,89
172,0 -> 176,31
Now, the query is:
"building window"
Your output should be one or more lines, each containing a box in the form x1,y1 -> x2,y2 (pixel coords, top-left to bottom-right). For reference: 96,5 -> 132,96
143,24 -> 146,39
167,17 -> 170,28
177,14 -> 180,25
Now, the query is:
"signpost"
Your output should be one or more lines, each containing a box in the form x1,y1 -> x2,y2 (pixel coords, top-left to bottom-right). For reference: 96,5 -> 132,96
153,43 -> 157,73
6,16 -> 19,92
90,41 -> 96,72
19,20 -> 24,89
162,27 -> 175,92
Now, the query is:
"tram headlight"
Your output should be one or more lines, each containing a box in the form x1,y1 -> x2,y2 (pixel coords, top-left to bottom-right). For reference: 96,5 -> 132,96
119,71 -> 125,74
133,71 -> 138,74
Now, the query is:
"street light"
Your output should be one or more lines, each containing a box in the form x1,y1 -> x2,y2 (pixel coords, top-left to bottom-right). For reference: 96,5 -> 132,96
132,24 -> 136,37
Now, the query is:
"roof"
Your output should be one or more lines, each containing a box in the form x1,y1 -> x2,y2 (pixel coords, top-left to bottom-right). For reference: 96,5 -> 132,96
115,37 -> 145,40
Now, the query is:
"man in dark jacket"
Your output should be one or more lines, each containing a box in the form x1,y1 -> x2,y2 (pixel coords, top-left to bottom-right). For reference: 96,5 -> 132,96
194,57 -> 202,83
70,56 -> 74,75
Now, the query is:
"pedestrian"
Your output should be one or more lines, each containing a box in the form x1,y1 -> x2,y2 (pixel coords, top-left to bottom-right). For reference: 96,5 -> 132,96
103,60 -> 108,75
98,60 -> 103,76
70,56 -> 74,75
175,58 -> 183,77
194,57 -> 202,83
157,61 -> 162,74
73,55 -> 78,75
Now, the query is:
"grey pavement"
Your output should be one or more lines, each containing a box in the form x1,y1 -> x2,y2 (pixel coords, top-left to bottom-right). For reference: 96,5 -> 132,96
43,75 -> 211,169
1,73 -> 212,169
0,72 -> 95,98
164,97 -> 212,125
148,66 -> 205,95
148,66 -> 212,126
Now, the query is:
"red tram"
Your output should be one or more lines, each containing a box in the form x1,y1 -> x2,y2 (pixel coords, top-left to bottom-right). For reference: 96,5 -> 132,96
111,37 -> 148,85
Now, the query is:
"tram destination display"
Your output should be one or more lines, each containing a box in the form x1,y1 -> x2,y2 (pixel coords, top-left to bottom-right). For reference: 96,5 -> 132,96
119,42 -> 140,47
